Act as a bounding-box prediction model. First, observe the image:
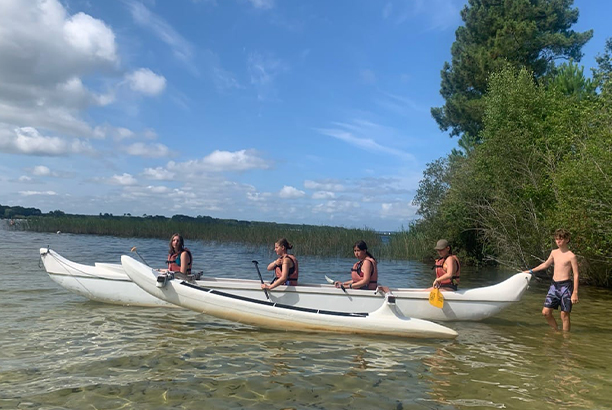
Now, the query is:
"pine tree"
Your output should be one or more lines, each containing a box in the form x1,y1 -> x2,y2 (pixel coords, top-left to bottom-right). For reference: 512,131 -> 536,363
431,0 -> 592,149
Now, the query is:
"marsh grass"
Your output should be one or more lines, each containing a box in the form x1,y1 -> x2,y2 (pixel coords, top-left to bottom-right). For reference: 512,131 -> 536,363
20,215 -> 388,258
385,229 -> 435,263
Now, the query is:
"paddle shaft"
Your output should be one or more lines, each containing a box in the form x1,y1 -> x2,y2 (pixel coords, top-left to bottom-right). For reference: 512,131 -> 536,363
252,260 -> 271,301
325,275 -> 348,293
131,247 -> 150,266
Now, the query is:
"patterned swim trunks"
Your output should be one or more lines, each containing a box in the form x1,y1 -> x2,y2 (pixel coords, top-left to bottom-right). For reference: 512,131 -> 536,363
544,279 -> 573,312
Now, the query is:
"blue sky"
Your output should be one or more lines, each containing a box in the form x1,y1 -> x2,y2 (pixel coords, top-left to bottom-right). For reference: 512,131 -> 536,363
0,0 -> 610,231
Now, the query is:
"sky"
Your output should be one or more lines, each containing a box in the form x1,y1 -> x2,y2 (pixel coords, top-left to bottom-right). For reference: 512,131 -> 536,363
0,0 -> 610,232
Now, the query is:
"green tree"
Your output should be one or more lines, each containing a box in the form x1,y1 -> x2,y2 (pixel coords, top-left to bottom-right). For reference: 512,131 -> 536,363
549,60 -> 596,98
431,0 -> 592,149
593,37 -> 612,90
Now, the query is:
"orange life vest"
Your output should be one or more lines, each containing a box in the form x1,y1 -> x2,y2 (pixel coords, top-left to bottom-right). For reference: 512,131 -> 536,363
274,254 -> 299,286
350,257 -> 378,290
434,254 -> 460,289
167,248 -> 192,274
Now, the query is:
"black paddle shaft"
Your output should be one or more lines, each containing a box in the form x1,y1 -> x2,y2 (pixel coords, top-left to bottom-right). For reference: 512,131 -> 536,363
251,260 -> 271,301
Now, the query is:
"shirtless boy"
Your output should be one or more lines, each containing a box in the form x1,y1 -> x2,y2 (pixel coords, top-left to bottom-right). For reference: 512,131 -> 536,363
525,229 -> 579,331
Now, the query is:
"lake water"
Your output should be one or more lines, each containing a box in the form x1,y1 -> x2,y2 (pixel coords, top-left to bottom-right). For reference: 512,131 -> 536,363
2,225 -> 612,409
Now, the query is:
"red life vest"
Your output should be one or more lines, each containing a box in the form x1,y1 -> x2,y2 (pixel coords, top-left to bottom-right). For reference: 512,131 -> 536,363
350,257 -> 378,290
434,254 -> 460,289
274,254 -> 299,286
167,248 -> 192,274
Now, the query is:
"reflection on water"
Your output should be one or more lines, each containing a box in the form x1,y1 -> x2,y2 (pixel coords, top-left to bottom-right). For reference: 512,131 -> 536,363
1,227 -> 612,409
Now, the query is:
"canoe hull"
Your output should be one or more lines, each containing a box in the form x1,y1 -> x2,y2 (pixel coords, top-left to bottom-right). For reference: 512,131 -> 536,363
39,248 -> 175,307
122,255 -> 458,339
195,273 -> 531,321
40,248 -> 531,321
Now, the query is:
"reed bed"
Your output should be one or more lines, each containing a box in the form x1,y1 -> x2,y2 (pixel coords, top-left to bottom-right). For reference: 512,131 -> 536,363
386,229 -> 433,261
19,216 -> 387,258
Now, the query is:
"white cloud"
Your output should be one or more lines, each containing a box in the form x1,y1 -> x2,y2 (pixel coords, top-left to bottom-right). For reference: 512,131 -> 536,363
146,185 -> 170,194
125,142 -> 171,158
312,200 -> 360,214
304,180 -> 345,192
247,191 -> 272,202
125,1 -> 194,64
19,190 -> 58,196
0,126 -> 94,156
142,167 -> 175,181
380,202 -> 418,219
375,90 -> 428,115
384,0 -> 462,30
0,0 -> 121,139
114,127 -> 135,140
108,173 -> 138,186
63,12 -> 117,62
18,176 -> 33,182
31,165 -> 51,176
125,68 -> 167,96
248,52 -> 287,101
168,149 -> 269,173
247,0 -> 274,9
312,191 -> 336,200
316,121 -> 414,160
279,186 -> 305,199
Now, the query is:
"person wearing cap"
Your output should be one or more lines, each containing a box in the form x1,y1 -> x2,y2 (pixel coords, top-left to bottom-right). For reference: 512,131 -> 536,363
431,239 -> 460,291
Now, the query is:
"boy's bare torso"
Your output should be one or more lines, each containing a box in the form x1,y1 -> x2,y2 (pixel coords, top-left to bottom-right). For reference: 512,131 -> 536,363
551,248 -> 575,281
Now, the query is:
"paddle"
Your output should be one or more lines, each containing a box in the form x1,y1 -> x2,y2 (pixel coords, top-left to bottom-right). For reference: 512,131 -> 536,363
429,286 -> 444,309
251,260 -> 271,301
324,275 -> 348,293
130,246 -> 150,266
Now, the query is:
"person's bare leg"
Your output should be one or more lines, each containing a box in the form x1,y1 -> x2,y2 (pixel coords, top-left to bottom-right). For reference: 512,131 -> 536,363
542,307 -> 558,330
560,311 -> 571,332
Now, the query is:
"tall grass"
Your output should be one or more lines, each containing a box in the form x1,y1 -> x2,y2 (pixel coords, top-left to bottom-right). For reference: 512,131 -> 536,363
19,216 -> 386,258
386,229 -> 433,261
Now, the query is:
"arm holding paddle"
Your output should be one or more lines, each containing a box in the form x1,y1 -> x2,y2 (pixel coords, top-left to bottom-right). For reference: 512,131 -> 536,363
262,257 -> 291,290
433,257 -> 457,289
334,259 -> 373,290
261,238 -> 298,291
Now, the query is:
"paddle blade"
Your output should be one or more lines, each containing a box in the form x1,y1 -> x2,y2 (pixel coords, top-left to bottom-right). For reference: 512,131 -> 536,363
429,288 -> 444,308
324,275 -> 335,284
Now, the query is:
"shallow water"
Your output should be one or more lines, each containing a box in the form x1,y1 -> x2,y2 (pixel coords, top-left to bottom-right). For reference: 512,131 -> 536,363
1,226 -> 612,409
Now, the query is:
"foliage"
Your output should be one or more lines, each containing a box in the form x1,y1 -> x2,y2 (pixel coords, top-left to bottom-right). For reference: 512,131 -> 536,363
414,63 -> 612,285
593,37 -> 612,89
431,0 -> 592,148
549,60 -> 596,98
0,204 -> 42,219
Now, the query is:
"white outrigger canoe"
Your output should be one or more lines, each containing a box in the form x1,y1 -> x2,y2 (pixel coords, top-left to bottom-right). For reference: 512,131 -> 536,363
39,248 -> 175,307
40,248 -> 532,321
121,255 -> 458,339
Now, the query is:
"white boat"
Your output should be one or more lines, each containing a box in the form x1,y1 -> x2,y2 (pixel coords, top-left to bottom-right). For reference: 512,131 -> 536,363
121,255 -> 458,339
39,248 -> 176,307
180,270 -> 532,322
40,248 -> 532,320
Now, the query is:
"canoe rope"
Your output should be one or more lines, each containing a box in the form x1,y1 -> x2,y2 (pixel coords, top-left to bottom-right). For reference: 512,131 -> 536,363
182,281 -> 369,318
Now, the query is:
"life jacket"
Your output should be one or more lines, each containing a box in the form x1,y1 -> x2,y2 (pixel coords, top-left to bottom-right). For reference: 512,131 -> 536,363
434,254 -> 460,290
167,248 -> 192,274
350,257 -> 378,290
272,254 -> 299,286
